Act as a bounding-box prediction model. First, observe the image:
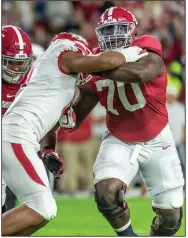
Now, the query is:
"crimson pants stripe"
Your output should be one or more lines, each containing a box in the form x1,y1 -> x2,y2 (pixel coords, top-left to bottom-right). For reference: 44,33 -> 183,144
11,143 -> 46,187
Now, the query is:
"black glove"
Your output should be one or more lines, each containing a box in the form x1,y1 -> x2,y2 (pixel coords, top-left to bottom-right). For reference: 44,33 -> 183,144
41,148 -> 65,178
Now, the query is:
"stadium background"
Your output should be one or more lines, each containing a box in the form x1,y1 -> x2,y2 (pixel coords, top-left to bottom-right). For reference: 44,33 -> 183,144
2,0 -> 185,236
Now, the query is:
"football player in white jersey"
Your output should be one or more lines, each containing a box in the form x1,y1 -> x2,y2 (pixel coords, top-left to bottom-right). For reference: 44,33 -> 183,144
2,26 -> 64,215
2,32 -> 147,236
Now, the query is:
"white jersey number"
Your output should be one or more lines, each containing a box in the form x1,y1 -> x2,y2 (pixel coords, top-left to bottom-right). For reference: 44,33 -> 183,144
95,79 -> 146,115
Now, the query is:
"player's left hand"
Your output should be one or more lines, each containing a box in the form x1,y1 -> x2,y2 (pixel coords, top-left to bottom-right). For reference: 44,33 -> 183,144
115,46 -> 148,62
41,148 -> 65,178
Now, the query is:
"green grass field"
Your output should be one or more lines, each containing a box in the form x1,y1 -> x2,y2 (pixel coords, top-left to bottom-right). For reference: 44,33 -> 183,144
34,196 -> 185,236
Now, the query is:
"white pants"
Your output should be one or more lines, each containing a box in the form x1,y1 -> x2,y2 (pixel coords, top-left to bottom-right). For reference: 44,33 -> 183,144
93,124 -> 184,208
2,142 -> 57,220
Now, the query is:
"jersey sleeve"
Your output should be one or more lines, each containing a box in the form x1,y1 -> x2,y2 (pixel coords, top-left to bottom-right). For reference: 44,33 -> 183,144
87,76 -> 97,91
57,40 -> 93,75
93,47 -> 101,54
136,35 -> 162,57
87,76 -> 103,95
57,40 -> 82,75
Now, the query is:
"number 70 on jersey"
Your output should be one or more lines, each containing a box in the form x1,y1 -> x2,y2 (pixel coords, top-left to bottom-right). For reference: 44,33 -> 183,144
95,79 -> 146,114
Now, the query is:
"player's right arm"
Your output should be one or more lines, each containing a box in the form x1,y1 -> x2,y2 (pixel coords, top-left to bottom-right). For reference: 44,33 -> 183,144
59,44 -> 147,74
60,51 -> 126,74
72,84 -> 99,129
100,52 -> 164,84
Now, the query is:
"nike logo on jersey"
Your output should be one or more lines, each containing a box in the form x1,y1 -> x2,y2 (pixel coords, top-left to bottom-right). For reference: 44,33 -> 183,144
7,94 -> 16,98
162,145 -> 171,150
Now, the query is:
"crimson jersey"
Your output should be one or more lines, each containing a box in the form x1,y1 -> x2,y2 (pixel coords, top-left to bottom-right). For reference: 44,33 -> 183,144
2,69 -> 32,115
90,35 -> 168,142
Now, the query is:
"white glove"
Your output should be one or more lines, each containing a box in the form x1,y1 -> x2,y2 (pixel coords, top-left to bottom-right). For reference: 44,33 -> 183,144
114,46 -> 148,63
59,106 -> 76,130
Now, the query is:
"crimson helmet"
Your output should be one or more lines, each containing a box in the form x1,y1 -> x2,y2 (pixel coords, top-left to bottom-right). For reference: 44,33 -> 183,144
51,32 -> 92,55
51,32 -> 93,86
2,25 -> 33,83
96,7 -> 138,51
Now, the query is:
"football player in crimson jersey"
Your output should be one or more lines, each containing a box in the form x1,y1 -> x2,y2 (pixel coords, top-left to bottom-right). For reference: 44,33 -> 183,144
2,25 -> 32,114
60,7 -> 184,237
2,29 -> 146,236
2,25 -> 32,214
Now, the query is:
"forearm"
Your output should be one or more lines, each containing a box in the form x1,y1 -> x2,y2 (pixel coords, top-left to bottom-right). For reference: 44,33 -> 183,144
72,104 -> 96,130
72,87 -> 99,129
90,51 -> 126,72
101,53 -> 164,84
102,62 -> 152,84
62,51 -> 125,74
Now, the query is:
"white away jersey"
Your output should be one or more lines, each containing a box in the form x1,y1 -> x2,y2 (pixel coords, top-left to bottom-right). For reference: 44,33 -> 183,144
2,39 -> 83,149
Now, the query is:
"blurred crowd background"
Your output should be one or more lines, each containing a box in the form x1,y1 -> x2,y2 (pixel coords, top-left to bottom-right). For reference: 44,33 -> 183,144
2,0 -> 185,197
